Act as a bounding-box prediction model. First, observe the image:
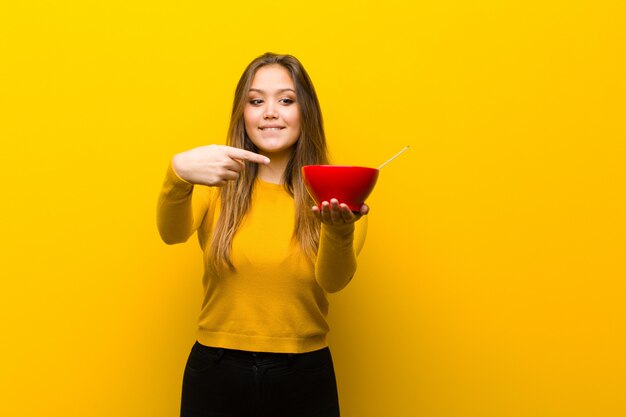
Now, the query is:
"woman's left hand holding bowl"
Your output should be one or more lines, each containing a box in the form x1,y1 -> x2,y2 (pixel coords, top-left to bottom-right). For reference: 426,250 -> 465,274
312,199 -> 369,226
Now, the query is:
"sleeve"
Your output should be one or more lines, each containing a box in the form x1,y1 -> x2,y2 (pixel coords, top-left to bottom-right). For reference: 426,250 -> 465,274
156,160 -> 214,245
314,215 -> 368,293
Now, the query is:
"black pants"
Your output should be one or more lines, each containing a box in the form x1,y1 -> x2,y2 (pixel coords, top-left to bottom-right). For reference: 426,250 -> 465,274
181,341 -> 340,417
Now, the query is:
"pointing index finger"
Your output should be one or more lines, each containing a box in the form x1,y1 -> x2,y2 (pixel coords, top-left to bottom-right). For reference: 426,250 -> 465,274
228,148 -> 270,165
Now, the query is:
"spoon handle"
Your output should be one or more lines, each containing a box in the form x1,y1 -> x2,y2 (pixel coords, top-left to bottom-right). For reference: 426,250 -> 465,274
378,145 -> 410,169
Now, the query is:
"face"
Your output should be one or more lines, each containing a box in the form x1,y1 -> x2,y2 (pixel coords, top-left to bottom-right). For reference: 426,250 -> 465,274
244,64 -> 301,158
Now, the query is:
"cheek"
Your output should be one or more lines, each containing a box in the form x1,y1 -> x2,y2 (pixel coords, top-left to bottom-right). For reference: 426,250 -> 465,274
243,109 -> 258,140
243,107 -> 255,126
287,107 -> 301,128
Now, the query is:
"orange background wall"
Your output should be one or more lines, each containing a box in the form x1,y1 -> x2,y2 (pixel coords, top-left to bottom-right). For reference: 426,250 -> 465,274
1,1 -> 625,416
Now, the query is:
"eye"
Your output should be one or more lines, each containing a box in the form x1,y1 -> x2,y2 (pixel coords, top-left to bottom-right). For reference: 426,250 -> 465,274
279,98 -> 295,105
249,98 -> 264,105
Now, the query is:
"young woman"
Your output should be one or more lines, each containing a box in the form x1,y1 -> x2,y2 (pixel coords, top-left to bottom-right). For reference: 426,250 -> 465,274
157,52 -> 369,417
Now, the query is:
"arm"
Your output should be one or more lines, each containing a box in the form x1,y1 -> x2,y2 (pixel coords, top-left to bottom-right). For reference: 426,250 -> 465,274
313,199 -> 369,293
156,161 -> 210,244
315,216 -> 368,293
156,145 -> 270,245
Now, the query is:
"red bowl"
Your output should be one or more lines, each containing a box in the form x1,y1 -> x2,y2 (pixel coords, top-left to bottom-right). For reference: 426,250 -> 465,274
302,165 -> 379,211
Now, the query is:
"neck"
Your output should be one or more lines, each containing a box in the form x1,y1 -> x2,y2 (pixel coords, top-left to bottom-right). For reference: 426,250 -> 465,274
257,150 -> 291,184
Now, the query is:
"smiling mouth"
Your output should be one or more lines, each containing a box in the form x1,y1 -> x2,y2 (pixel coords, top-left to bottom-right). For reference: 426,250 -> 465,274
259,127 -> 285,131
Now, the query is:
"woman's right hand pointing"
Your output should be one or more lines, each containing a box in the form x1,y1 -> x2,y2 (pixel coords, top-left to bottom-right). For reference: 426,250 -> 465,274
171,145 -> 270,187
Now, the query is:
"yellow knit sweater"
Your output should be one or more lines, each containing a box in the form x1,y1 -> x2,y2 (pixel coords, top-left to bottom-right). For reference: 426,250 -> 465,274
157,162 -> 368,353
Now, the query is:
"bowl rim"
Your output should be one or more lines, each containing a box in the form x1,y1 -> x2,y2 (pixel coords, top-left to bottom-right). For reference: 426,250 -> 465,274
302,165 -> 379,171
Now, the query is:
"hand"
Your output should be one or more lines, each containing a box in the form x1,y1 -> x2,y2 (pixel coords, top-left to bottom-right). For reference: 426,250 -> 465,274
171,145 -> 270,187
312,199 -> 369,226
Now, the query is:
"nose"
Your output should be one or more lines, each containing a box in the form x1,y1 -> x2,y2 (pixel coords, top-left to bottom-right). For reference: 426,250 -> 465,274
263,102 -> 278,119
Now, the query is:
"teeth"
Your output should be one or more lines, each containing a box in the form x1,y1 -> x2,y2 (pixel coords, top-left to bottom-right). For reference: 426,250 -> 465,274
262,127 -> 282,130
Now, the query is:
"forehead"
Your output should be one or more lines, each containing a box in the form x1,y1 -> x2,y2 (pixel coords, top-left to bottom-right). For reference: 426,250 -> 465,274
250,64 -> 295,90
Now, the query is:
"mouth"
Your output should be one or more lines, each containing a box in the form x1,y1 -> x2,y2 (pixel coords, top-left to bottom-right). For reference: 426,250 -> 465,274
259,126 -> 285,131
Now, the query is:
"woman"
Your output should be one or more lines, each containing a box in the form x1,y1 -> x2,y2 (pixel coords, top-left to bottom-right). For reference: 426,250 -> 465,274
157,52 -> 368,417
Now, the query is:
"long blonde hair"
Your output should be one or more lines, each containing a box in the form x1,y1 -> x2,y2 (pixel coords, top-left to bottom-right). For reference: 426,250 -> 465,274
209,53 -> 329,273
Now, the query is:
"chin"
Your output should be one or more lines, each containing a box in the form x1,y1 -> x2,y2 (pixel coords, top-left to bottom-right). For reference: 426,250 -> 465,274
254,141 -> 298,156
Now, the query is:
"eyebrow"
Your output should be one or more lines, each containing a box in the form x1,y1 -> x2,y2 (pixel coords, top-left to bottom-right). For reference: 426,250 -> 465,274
248,88 -> 296,94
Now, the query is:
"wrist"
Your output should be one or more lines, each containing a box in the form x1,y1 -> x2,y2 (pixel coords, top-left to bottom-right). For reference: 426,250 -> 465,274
321,222 -> 354,236
170,154 -> 192,184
